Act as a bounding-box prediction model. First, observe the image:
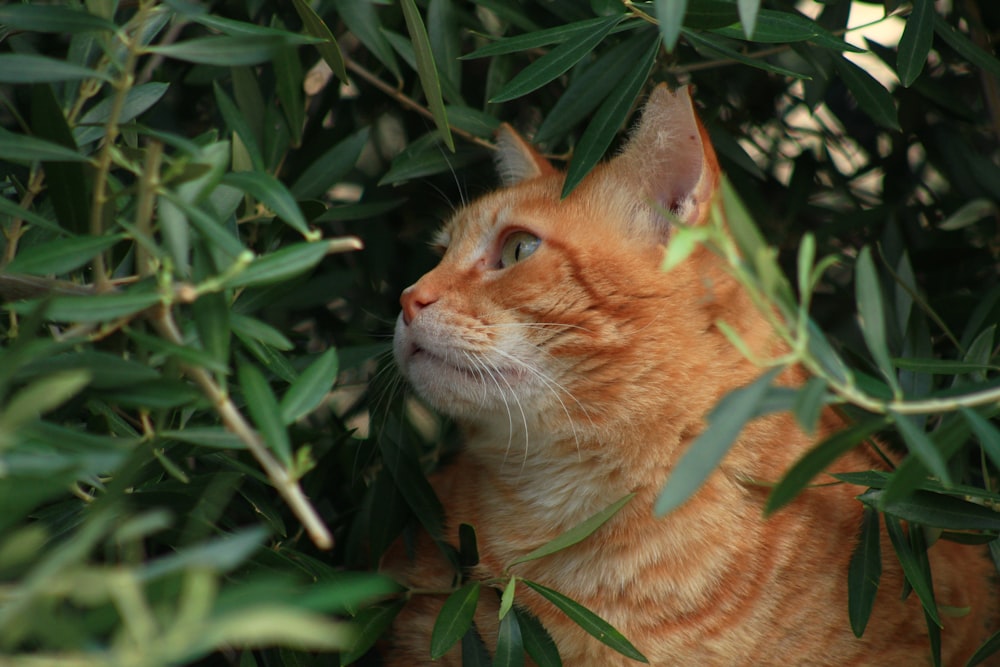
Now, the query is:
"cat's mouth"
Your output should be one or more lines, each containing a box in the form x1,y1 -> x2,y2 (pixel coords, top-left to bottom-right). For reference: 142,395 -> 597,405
408,345 -> 523,382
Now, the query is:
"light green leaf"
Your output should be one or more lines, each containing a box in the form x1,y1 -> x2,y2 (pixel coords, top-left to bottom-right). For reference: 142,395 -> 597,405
891,411 -> 951,486
0,370 -> 91,433
499,575 -> 516,621
855,246 -> 901,395
400,0 -> 454,152
790,376 -> 828,436
897,0 -> 934,87
430,581 -> 480,659
238,361 -> 292,466
222,171 -> 310,237
655,0 -> 688,52
6,234 -> 124,276
938,198 -> 997,231
279,348 -> 340,424
508,493 -> 634,568
833,56 -> 900,131
522,580 -> 647,663
847,506 -> 881,637
0,54 -> 112,83
656,369 -> 780,516
491,15 -> 622,103
223,242 -> 329,289
737,0 -> 760,39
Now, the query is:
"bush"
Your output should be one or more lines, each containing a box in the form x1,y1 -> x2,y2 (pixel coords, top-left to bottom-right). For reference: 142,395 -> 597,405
0,0 -> 997,665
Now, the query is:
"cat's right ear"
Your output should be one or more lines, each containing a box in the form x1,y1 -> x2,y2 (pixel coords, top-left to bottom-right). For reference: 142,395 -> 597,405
495,124 -> 555,186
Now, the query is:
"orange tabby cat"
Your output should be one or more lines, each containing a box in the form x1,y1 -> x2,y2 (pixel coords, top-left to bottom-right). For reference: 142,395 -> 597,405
384,85 -> 998,665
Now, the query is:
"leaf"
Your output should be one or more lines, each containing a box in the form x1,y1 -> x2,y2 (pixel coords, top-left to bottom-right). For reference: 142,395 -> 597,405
737,0 -> 760,39
0,54 -> 113,83
0,127 -> 91,163
896,0 -> 934,87
222,171 -> 310,238
833,56 -> 900,131
495,609 -> 525,667
331,0 -> 401,82
938,198 -> 998,231
400,0 -> 454,152
882,513 -> 941,628
0,370 -> 91,432
890,411 -> 951,486
655,0 -> 688,52
430,581 -> 480,659
159,427 -> 245,450
848,506 -> 882,637
6,234 -> 124,276
682,30 -> 810,79
223,242 -> 330,289
967,629 -> 1000,667
464,16 -> 625,59
239,361 -> 293,466
158,191 -> 247,260
561,28 -> 659,196
499,575 -> 517,621
791,376 -> 827,435
272,34 -> 305,148
516,608 -> 562,667
146,36 -> 290,66
126,328 -> 229,375
522,580 -> 647,663
10,290 -> 162,323
75,82 -> 170,145
855,246 -> 901,395
230,313 -> 294,351
339,602 -> 405,666
508,493 -> 634,568
140,526 -> 270,581
0,4 -> 117,33
279,348 -> 340,424
961,407 -> 1000,472
291,0 -> 350,84
16,350 -> 160,388
860,489 -> 1000,532
491,15 -> 622,103
192,290 -> 231,369
765,417 -> 890,515
933,15 -> 1000,81
713,10 -> 861,51
656,369 -> 780,516
290,127 -> 370,200
30,84 -> 90,236
461,626 -> 493,666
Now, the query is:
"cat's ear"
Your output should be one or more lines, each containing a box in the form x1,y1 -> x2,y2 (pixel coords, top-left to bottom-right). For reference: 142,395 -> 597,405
495,124 -> 556,186
617,84 -> 719,227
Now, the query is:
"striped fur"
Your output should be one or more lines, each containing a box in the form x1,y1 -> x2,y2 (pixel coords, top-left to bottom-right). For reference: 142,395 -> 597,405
384,86 -> 998,666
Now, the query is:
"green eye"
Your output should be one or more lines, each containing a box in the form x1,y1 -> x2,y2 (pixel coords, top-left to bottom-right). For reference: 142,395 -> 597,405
499,231 -> 541,268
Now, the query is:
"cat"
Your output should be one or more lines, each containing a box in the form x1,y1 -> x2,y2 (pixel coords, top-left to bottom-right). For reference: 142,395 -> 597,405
382,85 -> 998,666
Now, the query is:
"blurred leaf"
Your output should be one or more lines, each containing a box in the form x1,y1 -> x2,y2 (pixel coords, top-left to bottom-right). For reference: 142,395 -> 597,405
561,28 -> 659,196
791,376 -> 827,435
938,198 -> 998,231
892,358 -> 998,374
222,171 -> 310,237
126,328 -> 229,375
517,608 -> 562,667
159,427 -> 245,450
495,609 -> 525,667
279,348 -> 339,424
737,0 -> 760,39
464,16 -> 625,59
891,411 -> 951,486
0,126 -> 90,163
0,54 -> 112,83
765,417 -> 889,515
847,506 -> 881,637
10,289 -> 162,323
223,242 -> 329,289
961,407 -> 1000,471
192,290 -> 231,369
290,127 -> 370,200
0,370 -> 91,435
76,82 -> 169,145
230,313 -> 294,351
332,0 -> 402,82
896,0 -> 934,86
522,580 -> 647,663
968,629 -> 1000,667
0,196 -> 64,235
656,369 -> 779,516
462,626 -> 494,666
291,0 -> 350,84
339,602 -> 405,666
31,84 -> 91,236
238,361 -> 293,466
833,56 -> 900,131
508,493 -> 633,568
430,581 -> 480,659
855,246 -> 901,395
400,0 -> 454,152
883,513 -> 941,628
0,4 -> 116,32
147,36 -> 290,66
140,526 -> 269,581
17,350 -> 159,388
655,0 -> 687,52
491,15 -> 622,103
6,234 -> 124,276
933,15 -> 1000,80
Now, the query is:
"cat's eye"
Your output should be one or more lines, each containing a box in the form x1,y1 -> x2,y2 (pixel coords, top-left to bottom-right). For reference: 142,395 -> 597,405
499,231 -> 541,268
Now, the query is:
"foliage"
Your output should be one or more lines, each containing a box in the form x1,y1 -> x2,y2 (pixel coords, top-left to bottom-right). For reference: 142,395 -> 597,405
0,0 -> 998,665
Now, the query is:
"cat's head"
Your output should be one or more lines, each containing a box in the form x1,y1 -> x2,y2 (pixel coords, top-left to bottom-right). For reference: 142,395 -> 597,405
393,85 -> 725,446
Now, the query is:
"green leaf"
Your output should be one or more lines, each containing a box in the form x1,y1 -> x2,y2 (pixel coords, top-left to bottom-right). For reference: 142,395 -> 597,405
561,28 -> 659,196
890,411 -> 951,486
272,35 -> 305,148
140,526 -> 270,581
656,369 -> 779,516
379,138 -> 486,185
0,193 -> 64,235
158,191 -> 247,260
430,581 -> 480,659
10,289 -> 162,323
230,313 -> 294,351
522,580 -> 647,663
192,290 -> 231,370
495,609 -> 525,667
499,575 -> 517,621
516,608 -> 562,667
159,427 -> 245,450
712,10 -> 863,51
76,82 -> 170,145
656,0 -> 688,52
882,513 -> 941,628
313,199 -> 407,223
491,15 -> 622,103
461,626 -> 493,666
222,171 -> 310,237
933,16 -> 1000,81
891,358 -> 999,374
765,417 -> 889,515
682,29 -> 810,79
331,0 -> 401,82
0,54 -> 113,83
16,350 -> 159,388
0,4 -> 117,32
400,0 -> 454,152
861,489 -> 1000,532
896,0 -> 934,87
290,127 -> 370,200
967,629 -> 1000,667
833,56 -> 900,131
791,376 -> 827,435
6,234 -> 124,276
737,0 -> 760,39
855,246 -> 901,395
0,370 -> 91,432
508,493 -> 634,568
223,242 -> 330,289
464,16 -> 625,59
279,348 -> 339,424
147,36 -> 288,66
291,0 -> 350,84
238,361 -> 292,466
961,407 -> 1000,472
0,126 -> 91,163
31,83 -> 91,235
339,602 -> 405,666
847,506 -> 881,637
126,327 -> 229,375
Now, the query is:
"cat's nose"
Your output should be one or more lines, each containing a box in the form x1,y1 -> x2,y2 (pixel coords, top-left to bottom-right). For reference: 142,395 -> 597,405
400,283 -> 438,325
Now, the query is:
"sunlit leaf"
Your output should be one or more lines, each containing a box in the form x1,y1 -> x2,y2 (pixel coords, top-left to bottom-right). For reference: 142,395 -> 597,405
737,0 -> 760,39
855,246 -> 901,395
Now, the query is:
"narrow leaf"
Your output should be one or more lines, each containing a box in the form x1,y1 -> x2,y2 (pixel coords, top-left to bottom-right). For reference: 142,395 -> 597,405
279,348 -> 340,424
9,290 -> 162,323
400,0 -> 454,151
223,242 -> 330,289
682,29 -> 809,79
238,361 -> 292,466
655,0 -> 688,52
290,127 -> 370,200
791,376 -> 827,435
508,493 -> 634,568
833,56 -> 900,131
855,246 -> 901,395
430,582 -> 480,659
737,0 -> 761,39
222,171 -> 310,237
0,127 -> 90,163
76,82 -> 169,145
896,0 -> 934,87
331,0 -> 402,82
291,0 -> 350,84
495,610 -> 525,667
848,506 -> 882,637
861,489 -> 1000,532
0,5 -> 116,33
656,369 -> 780,516
883,514 -> 941,628
516,608 -> 562,667
522,580 -> 647,663
6,234 -> 124,276
967,629 -> 1000,667
961,407 -> 1000,471
146,36 -> 287,66
499,575 -> 516,621
0,54 -> 112,83
890,411 -> 951,486
933,16 -> 1000,81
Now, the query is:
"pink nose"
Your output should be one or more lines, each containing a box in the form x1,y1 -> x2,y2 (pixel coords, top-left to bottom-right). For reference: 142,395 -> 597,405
400,283 -> 438,325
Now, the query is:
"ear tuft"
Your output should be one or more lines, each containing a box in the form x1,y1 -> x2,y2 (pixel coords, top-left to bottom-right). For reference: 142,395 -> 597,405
495,124 -> 555,186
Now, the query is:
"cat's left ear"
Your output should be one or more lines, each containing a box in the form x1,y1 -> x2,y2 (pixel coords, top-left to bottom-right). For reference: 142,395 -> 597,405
495,124 -> 556,186
616,84 -> 720,228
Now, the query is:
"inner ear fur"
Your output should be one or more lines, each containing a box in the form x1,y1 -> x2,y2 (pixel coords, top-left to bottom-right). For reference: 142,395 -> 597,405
494,124 -> 556,186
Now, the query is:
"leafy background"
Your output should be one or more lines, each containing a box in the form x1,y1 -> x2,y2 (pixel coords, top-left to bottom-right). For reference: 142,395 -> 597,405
0,0 -> 998,665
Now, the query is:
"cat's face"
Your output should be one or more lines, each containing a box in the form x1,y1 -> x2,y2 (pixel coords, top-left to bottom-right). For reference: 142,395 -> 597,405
393,86 -> 719,442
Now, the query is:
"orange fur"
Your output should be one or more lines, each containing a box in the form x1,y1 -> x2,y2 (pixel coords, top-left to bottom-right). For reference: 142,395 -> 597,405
384,85 -> 998,665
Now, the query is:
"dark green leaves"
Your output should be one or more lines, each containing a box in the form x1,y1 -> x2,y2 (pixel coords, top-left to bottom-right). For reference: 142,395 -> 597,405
400,0 -> 454,151
896,0 -> 934,87
430,582 -> 480,659
847,507 -> 881,637
833,57 -> 901,131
